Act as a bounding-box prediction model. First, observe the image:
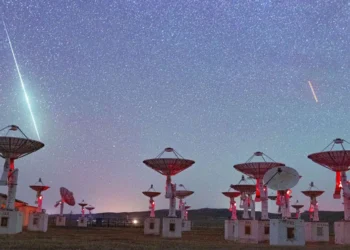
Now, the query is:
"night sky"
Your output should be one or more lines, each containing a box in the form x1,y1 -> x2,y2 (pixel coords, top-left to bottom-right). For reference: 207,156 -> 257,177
0,1 -> 349,214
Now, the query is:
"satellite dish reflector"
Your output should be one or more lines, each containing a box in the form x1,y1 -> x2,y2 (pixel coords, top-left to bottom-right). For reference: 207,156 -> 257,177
30,178 -> 50,192
176,184 -> 194,199
222,191 -> 240,198
263,166 -> 300,191
176,190 -> 194,199
85,205 -> 95,211
142,184 -> 161,198
60,187 -> 75,206
78,200 -> 88,207
143,191 -> 161,198
291,200 -> 304,210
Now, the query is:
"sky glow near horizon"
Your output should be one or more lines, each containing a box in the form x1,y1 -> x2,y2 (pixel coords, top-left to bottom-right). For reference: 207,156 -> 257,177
0,1 -> 349,215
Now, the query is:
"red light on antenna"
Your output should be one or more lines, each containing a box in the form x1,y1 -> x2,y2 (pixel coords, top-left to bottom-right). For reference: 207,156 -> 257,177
39,195 -> 43,200
334,171 -> 342,199
255,182 -> 260,201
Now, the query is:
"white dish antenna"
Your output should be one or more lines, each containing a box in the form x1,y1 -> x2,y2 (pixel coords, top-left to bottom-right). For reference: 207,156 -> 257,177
263,166 -> 300,191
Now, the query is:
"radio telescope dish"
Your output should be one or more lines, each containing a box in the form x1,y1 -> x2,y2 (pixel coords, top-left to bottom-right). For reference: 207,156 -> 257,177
222,191 -> 241,198
78,200 -> 88,207
176,190 -> 194,199
143,148 -> 195,218
143,184 -> 161,218
263,166 -> 300,191
292,200 -> 304,210
301,181 -> 324,198
60,187 -> 75,206
0,125 -> 45,211
234,152 -> 285,203
30,178 -> 50,193
29,178 -> 49,213
176,184 -> 194,199
142,191 -> 161,198
85,205 -> 95,212
231,175 -> 256,194
308,138 -> 350,200
143,147 -> 195,176
233,151 -> 285,179
308,138 -> 350,172
142,184 -> 161,198
0,125 -> 44,159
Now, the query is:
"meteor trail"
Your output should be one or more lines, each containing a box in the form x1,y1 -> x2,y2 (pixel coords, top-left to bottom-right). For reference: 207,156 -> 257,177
308,81 -> 319,103
2,20 -> 40,140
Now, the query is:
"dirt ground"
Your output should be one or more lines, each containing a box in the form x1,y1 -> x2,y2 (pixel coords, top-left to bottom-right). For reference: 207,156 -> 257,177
0,227 -> 347,250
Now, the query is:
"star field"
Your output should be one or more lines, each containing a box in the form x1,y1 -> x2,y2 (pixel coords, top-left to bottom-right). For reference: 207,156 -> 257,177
0,1 -> 349,214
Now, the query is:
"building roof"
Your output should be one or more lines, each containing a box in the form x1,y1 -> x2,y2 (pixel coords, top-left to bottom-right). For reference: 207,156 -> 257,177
0,193 -> 28,205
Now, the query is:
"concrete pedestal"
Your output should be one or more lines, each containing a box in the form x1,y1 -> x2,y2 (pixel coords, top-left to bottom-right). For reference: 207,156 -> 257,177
28,213 -> 48,232
0,210 -> 23,234
77,217 -> 88,227
144,217 -> 160,235
334,221 -> 350,244
236,220 -> 270,243
55,216 -> 66,226
162,217 -> 182,238
182,220 -> 191,231
269,219 -> 305,246
304,222 -> 329,242
224,220 -> 239,241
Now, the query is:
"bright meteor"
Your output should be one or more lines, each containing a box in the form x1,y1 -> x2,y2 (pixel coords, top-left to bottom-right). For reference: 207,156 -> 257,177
2,20 -> 40,140
308,80 -> 319,103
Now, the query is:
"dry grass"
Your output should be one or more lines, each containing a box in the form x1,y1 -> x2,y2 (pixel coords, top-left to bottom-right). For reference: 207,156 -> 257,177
0,227 -> 347,250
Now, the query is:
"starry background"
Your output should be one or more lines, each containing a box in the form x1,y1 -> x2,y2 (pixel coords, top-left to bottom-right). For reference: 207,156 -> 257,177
0,0 -> 349,214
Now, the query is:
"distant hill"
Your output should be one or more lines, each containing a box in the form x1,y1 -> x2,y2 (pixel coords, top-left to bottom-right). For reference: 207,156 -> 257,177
49,208 -> 344,223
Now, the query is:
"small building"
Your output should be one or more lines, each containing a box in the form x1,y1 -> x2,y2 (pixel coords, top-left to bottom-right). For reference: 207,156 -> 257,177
0,193 -> 37,227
